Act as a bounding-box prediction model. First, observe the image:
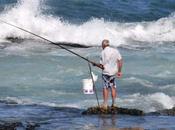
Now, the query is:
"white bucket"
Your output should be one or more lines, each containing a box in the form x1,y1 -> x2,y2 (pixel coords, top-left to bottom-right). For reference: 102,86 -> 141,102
82,72 -> 98,95
83,79 -> 94,94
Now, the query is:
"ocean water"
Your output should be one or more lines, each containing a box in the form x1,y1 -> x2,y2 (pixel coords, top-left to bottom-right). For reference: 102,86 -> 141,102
0,0 -> 175,129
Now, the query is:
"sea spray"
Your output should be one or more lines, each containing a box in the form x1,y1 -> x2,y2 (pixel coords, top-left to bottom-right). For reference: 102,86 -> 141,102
0,0 -> 175,47
117,92 -> 175,112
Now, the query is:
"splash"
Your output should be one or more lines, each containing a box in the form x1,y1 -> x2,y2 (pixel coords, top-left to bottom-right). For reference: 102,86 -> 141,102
118,92 -> 175,112
0,0 -> 175,47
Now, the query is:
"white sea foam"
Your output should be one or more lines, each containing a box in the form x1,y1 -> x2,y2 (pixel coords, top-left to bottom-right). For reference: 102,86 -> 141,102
2,96 -> 34,104
117,92 -> 175,112
0,0 -> 175,47
160,84 -> 175,90
153,70 -> 172,78
124,77 -> 154,88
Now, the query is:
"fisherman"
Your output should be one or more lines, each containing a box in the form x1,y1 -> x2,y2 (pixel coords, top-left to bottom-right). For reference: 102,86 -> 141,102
92,39 -> 123,108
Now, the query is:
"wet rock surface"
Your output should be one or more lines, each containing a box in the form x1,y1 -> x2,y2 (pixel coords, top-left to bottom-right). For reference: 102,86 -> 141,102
6,37 -> 24,43
0,121 -> 22,130
82,106 -> 145,116
5,36 -> 91,48
0,121 -> 39,130
82,106 -> 175,116
148,107 -> 175,116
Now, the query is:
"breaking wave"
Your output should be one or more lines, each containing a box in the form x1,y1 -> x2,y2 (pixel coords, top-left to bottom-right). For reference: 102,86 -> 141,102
118,92 -> 175,113
0,0 -> 175,47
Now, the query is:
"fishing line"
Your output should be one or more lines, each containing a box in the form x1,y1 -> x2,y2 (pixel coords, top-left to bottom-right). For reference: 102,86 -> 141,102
0,19 -> 98,66
88,60 -> 100,107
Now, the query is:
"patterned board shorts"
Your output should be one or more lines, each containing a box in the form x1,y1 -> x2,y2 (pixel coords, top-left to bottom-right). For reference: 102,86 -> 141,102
102,74 -> 116,89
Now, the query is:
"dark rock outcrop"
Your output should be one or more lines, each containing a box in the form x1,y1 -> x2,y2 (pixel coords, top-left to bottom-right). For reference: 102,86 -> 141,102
82,106 -> 144,116
0,121 -> 39,130
5,36 -> 91,48
148,107 -> 175,116
0,121 -> 22,130
6,37 -> 24,43
83,106 -> 175,116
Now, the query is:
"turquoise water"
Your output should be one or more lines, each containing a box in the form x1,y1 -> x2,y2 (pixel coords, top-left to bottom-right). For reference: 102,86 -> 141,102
0,0 -> 175,129
1,44 -> 175,111
0,45 -> 175,129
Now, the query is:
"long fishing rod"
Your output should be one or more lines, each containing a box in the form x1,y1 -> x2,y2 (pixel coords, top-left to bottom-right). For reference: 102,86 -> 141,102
0,19 -> 98,66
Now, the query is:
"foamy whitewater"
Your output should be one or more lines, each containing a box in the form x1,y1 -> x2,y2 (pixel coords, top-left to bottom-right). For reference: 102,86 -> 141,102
0,0 -> 175,129
0,0 -> 175,46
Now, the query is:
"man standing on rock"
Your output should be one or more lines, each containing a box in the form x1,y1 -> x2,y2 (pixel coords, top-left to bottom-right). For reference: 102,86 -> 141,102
92,39 -> 123,109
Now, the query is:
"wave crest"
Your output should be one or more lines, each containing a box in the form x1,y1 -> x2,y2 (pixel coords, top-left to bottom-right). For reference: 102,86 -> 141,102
0,0 -> 175,47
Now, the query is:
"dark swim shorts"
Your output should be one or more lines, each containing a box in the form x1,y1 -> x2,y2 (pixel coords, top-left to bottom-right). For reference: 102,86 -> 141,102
102,74 -> 116,89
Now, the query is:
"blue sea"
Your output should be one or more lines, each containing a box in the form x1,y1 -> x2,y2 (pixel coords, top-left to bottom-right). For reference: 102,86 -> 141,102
0,0 -> 175,129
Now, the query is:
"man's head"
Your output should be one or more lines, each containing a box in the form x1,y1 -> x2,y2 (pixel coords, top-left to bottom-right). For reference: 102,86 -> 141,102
102,39 -> 109,49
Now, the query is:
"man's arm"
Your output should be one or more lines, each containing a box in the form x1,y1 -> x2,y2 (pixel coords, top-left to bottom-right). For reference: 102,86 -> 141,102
117,59 -> 123,78
91,62 -> 104,70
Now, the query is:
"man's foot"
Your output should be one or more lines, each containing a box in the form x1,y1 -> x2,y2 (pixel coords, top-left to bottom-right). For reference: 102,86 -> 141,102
111,103 -> 117,108
101,103 -> 108,109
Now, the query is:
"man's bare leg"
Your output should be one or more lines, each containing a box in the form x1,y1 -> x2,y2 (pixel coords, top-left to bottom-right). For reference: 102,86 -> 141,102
111,86 -> 117,106
103,88 -> 109,108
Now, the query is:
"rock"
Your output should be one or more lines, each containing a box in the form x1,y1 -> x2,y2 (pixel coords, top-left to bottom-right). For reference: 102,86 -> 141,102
0,121 -> 22,130
106,128 -> 144,130
0,121 -> 40,130
82,106 -> 144,116
26,122 -> 40,130
5,36 -> 91,48
148,107 -> 175,116
0,99 -> 18,105
6,36 -> 24,43
54,42 -> 91,48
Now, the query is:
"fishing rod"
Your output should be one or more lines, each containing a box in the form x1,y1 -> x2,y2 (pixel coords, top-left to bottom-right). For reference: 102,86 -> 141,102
0,19 -> 99,66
